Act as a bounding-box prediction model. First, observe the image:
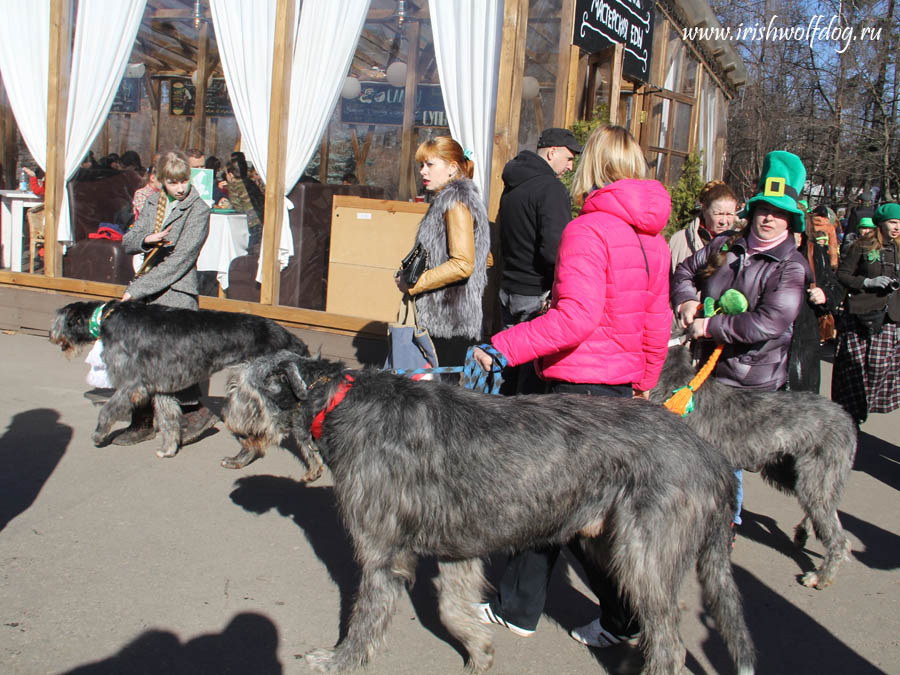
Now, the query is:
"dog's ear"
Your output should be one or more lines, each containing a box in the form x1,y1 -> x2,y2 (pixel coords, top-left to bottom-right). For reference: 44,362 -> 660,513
283,360 -> 308,400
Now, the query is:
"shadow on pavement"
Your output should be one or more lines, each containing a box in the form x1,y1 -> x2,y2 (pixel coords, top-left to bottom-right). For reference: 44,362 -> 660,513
728,566 -> 886,674
62,612 -> 282,674
854,431 -> 900,492
0,408 -> 71,532
841,511 -> 900,571
228,476 -> 360,642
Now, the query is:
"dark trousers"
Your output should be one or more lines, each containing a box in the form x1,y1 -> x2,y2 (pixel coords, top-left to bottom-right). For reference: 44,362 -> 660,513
498,289 -> 550,396
489,380 -> 640,635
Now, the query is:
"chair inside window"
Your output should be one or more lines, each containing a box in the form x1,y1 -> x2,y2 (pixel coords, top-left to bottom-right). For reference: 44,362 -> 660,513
27,205 -> 45,273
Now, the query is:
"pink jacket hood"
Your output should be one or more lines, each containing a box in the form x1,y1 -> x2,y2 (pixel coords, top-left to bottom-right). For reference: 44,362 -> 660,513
581,178 -> 670,236
492,178 -> 672,391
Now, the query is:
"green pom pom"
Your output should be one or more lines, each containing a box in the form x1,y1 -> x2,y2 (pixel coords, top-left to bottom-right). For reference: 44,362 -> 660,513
719,289 -> 749,315
703,297 -> 717,318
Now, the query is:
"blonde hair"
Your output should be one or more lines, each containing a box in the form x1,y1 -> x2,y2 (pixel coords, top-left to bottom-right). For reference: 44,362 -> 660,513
570,125 -> 646,206
415,136 -> 474,180
155,150 -> 191,184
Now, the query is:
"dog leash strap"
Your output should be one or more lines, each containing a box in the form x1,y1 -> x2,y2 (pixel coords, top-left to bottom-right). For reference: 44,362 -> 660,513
389,346 -> 506,396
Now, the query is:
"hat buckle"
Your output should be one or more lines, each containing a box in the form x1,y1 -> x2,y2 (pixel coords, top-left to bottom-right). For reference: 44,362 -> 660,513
763,177 -> 786,198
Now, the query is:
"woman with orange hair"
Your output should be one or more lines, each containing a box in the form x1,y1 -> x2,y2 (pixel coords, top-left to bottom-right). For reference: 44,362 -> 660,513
394,136 -> 491,365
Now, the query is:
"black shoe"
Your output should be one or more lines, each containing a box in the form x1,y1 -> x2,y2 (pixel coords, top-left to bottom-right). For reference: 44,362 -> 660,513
180,407 -> 219,444
111,405 -> 155,446
84,388 -> 114,406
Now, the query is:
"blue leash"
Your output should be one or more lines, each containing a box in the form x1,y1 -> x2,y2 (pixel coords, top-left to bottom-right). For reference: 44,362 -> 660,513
391,345 -> 506,395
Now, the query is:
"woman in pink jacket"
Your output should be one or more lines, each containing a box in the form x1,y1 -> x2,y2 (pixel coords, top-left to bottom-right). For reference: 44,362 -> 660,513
474,125 -> 672,649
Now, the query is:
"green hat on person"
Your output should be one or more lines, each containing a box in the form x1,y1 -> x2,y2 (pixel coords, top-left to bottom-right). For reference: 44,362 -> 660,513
739,150 -> 808,232
857,217 -> 876,229
873,203 -> 900,223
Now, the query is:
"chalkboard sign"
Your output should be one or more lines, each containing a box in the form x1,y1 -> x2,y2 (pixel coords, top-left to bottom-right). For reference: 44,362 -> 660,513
573,0 -> 655,82
110,77 -> 141,114
169,78 -> 234,117
341,82 -> 449,128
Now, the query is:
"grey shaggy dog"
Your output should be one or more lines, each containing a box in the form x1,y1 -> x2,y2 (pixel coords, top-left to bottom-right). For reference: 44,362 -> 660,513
649,344 -> 856,589
50,300 -> 309,459
223,350 -> 756,675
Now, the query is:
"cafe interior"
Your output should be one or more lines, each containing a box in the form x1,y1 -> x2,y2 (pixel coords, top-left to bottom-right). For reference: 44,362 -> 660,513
0,0 -> 745,363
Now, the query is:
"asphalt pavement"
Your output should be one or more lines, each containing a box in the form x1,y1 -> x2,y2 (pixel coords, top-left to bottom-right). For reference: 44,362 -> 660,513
0,330 -> 897,674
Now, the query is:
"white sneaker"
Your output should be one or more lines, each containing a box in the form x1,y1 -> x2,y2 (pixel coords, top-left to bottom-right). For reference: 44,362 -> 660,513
570,618 -> 640,648
475,602 -> 535,637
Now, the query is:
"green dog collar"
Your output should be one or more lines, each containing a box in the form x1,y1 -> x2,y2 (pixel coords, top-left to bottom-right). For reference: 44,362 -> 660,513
88,303 -> 108,339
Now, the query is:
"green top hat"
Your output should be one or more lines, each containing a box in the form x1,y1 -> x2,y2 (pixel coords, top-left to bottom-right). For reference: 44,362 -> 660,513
857,216 -> 876,229
739,151 -> 807,232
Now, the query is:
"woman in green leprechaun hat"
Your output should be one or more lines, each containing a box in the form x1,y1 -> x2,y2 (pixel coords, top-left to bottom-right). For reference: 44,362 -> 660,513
832,203 -> 900,425
671,150 -> 811,528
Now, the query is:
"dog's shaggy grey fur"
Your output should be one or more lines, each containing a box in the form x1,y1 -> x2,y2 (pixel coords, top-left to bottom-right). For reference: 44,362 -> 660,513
223,350 -> 755,675
650,344 -> 856,588
50,300 -> 309,459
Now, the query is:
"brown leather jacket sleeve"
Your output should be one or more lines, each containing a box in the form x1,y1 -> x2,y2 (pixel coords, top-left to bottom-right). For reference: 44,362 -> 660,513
408,202 -> 475,295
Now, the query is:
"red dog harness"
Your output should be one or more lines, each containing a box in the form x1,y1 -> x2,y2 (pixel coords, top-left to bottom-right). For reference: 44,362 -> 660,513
310,374 -> 355,440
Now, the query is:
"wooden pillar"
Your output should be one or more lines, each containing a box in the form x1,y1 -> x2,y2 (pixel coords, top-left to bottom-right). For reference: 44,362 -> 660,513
145,75 -> 161,156
319,124 -> 329,183
397,20 -> 421,202
553,0 -> 577,128
258,0 -> 296,305
608,43 -> 624,125
193,21 -> 209,152
487,0 -> 529,221
44,0 -> 73,278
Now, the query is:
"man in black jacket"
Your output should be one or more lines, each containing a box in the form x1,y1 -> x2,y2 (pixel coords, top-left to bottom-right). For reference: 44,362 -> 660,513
496,127 -> 581,394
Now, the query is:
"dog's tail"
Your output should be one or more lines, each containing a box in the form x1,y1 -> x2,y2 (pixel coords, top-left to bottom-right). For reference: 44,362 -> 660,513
696,518 -> 756,675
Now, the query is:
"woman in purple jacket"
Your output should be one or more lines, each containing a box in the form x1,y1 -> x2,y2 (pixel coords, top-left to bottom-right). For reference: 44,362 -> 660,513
472,125 -> 672,648
672,150 -> 808,552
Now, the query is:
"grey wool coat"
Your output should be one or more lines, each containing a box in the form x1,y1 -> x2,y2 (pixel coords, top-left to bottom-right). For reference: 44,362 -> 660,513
413,177 -> 490,340
122,186 -> 210,309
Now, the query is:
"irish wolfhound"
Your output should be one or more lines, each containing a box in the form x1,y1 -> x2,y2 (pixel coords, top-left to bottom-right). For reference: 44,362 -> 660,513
50,300 -> 309,459
223,350 -> 755,675
650,344 -> 856,588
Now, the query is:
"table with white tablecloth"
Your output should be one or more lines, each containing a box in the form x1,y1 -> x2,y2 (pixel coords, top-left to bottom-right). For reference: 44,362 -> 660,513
0,189 -> 44,272
195,211 -> 294,291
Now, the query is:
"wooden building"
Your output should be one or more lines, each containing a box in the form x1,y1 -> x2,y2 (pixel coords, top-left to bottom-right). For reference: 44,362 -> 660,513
0,0 -> 745,362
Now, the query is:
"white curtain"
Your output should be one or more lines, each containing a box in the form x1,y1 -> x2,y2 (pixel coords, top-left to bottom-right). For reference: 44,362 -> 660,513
58,0 -> 147,243
284,0 -> 370,191
210,0 -> 369,190
697,76 -> 718,182
208,0 -> 280,186
428,0 -> 503,202
210,0 -> 369,275
0,0 -> 50,173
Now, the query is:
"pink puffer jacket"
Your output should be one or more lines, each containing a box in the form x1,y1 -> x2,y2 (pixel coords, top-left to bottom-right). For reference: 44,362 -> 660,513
491,178 -> 672,391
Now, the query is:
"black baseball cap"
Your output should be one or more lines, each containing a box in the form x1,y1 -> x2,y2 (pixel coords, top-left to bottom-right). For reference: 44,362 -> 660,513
537,128 -> 583,154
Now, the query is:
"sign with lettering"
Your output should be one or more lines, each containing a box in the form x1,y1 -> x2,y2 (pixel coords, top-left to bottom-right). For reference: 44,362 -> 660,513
573,0 -> 655,82
341,82 -> 449,128
169,78 -> 234,117
110,77 -> 141,114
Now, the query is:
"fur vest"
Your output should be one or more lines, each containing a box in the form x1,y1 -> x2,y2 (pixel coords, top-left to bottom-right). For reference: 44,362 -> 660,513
413,178 -> 490,339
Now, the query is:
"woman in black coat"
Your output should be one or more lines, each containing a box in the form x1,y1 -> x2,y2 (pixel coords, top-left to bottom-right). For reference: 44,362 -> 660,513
787,229 -> 843,393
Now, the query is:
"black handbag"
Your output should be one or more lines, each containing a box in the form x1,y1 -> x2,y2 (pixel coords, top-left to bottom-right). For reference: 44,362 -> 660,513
400,242 -> 428,286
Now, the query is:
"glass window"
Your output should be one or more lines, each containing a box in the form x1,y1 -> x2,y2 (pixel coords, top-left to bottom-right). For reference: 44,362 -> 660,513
517,0 -> 564,150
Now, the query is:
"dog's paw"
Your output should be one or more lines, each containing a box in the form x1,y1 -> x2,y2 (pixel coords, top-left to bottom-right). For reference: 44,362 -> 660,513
221,455 -> 246,469
304,648 -> 338,673
299,463 -> 325,483
92,432 -> 108,447
156,445 -> 179,459
800,570 -> 829,589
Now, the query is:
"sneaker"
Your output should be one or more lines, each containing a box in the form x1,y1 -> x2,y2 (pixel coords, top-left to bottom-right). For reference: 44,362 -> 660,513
475,603 -> 535,637
570,618 -> 640,648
